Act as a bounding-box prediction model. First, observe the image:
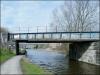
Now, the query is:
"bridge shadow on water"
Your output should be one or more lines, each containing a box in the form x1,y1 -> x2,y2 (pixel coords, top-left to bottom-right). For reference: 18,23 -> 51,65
67,59 -> 100,75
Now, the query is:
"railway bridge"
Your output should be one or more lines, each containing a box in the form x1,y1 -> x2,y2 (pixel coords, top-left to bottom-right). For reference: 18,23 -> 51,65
7,31 -> 100,65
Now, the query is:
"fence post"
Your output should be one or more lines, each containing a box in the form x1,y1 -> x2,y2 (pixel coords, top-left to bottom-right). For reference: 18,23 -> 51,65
37,26 -> 38,33
19,34 -> 21,39
26,34 -> 28,40
60,33 -> 62,39
90,32 -> 91,38
43,34 -> 44,39
69,33 -> 71,39
46,25 -> 47,32
80,32 -> 82,39
34,34 -> 36,40
51,34 -> 52,39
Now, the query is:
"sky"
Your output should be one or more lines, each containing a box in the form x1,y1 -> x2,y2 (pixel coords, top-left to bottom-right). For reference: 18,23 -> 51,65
1,1 -> 99,33
1,1 -> 64,33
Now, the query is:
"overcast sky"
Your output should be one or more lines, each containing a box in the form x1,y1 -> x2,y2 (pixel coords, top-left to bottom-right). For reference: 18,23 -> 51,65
1,1 -> 64,33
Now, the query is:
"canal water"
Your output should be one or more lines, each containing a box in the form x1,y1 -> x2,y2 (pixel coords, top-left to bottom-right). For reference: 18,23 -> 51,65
27,49 -> 100,75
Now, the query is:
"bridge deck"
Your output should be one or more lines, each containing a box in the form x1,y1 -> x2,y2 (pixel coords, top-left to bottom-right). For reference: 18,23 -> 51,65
8,31 -> 100,42
14,39 -> 100,43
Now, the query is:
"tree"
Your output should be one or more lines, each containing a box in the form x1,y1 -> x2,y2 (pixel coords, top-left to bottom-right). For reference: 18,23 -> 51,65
50,0 -> 99,32
0,27 -> 9,48
0,27 -> 8,33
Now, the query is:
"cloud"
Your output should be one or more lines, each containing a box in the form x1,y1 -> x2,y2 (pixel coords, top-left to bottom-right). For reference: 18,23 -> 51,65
1,1 -> 63,33
1,1 -> 99,33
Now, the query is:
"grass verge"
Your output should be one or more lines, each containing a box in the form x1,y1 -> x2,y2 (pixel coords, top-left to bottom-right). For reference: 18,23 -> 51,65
0,48 -> 15,64
21,57 -> 52,75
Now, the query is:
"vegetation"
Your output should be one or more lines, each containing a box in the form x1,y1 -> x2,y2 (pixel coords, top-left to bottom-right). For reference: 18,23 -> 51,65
0,48 -> 15,64
36,44 -> 49,49
0,27 -> 15,64
0,27 -> 8,32
50,1 -> 99,32
21,58 -> 52,75
55,43 -> 69,53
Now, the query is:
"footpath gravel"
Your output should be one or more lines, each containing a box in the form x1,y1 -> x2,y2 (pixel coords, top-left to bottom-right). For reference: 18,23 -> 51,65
0,55 -> 23,74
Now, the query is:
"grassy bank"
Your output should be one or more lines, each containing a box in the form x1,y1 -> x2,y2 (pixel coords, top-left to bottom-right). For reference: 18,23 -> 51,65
21,57 -> 52,75
0,48 -> 15,64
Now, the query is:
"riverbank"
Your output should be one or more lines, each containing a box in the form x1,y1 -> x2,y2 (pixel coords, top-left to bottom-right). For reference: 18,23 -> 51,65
21,56 -> 52,75
0,48 -> 15,64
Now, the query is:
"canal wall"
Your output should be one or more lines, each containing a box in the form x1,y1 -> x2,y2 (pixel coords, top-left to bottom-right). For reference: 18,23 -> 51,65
69,42 -> 100,65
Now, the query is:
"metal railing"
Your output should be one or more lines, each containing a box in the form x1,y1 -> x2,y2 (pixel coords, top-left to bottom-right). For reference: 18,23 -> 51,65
8,31 -> 100,41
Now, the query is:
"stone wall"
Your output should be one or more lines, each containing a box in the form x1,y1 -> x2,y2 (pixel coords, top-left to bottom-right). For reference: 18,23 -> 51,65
69,42 -> 100,65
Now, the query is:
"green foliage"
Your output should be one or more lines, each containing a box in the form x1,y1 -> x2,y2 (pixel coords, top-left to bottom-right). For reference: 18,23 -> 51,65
21,58 -> 52,74
0,48 -> 15,64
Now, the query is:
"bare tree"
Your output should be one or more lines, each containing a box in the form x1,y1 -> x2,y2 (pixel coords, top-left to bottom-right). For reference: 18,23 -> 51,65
0,27 -> 8,33
0,27 -> 9,48
50,0 -> 99,32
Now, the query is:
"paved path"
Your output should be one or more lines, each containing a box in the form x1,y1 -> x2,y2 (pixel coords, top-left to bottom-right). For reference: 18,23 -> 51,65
0,55 -> 23,74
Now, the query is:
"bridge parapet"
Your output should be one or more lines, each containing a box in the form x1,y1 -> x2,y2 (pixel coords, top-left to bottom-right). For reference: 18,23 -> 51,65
8,31 -> 100,41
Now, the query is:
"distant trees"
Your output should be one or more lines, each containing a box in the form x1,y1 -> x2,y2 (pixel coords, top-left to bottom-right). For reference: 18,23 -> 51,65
0,27 -> 8,33
0,27 -> 9,48
50,0 -> 99,32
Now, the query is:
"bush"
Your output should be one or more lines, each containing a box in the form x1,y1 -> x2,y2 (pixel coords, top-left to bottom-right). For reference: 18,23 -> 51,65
0,47 -> 15,64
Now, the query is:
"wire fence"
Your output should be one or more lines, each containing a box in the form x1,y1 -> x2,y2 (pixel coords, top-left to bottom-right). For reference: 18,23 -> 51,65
9,25 -> 56,33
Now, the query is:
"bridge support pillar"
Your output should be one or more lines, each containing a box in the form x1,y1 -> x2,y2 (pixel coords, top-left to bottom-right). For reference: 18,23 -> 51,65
69,42 -> 100,65
15,41 -> 19,55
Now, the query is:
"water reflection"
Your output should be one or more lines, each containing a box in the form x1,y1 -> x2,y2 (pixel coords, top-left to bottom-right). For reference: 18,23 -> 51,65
27,49 -> 100,75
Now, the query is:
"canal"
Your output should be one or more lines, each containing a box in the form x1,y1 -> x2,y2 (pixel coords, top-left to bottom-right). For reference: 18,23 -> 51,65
27,49 -> 100,75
